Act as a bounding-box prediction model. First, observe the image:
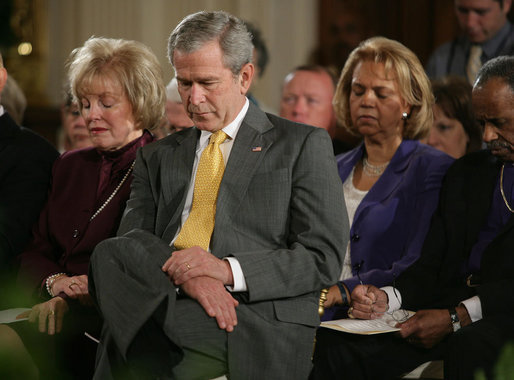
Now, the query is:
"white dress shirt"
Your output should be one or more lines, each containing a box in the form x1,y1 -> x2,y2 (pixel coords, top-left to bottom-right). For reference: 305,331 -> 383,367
382,287 -> 482,322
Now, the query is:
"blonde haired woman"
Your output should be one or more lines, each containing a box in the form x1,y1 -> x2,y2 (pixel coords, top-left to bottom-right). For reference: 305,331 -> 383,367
14,36 -> 165,379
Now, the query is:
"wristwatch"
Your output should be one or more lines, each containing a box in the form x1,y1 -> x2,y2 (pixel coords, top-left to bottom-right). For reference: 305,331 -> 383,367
449,307 -> 461,332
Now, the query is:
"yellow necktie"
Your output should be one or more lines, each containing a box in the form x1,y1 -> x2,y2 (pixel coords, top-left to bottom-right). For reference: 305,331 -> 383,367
466,45 -> 482,85
174,130 -> 228,251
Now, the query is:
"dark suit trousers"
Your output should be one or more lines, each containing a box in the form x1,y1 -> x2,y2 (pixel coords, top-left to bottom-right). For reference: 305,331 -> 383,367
311,315 -> 514,380
89,232 -> 230,380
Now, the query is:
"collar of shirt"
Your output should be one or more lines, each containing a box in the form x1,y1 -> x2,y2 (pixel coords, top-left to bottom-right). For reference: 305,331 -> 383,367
469,21 -> 513,59
197,97 -> 250,153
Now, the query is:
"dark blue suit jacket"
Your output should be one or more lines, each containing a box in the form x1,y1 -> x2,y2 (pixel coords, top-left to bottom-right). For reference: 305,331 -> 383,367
324,140 -> 454,320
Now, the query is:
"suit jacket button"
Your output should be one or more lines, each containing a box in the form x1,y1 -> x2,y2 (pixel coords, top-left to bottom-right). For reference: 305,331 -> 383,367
72,229 -> 79,238
351,234 -> 360,242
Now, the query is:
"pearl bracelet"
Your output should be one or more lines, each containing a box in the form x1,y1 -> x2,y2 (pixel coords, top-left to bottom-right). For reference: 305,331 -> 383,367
46,273 -> 66,297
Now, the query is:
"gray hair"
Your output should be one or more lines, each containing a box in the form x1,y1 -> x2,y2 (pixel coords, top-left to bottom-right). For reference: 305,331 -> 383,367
167,10 -> 253,76
475,56 -> 514,92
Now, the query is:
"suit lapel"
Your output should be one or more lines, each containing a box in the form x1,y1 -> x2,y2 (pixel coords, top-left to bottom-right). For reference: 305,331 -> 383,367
337,144 -> 364,181
480,157 -> 514,254
160,128 -> 199,242
212,103 -> 274,252
0,113 -> 19,151
465,154 -> 501,254
354,140 -> 416,223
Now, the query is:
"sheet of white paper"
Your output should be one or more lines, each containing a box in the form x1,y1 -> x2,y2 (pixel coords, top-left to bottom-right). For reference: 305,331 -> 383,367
321,311 -> 414,335
0,308 -> 31,324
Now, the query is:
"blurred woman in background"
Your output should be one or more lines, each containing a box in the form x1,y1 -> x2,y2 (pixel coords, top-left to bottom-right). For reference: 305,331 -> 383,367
426,75 -> 482,159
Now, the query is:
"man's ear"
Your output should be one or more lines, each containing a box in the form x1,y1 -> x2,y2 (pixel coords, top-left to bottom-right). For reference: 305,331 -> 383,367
239,62 -> 255,95
0,68 -> 7,97
503,0 -> 512,14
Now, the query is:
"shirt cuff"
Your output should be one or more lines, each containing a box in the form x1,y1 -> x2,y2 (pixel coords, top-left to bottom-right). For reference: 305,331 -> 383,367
223,257 -> 247,292
461,295 -> 482,322
381,286 -> 402,312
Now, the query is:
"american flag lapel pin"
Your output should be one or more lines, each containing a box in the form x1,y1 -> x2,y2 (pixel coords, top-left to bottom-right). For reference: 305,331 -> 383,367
251,146 -> 262,152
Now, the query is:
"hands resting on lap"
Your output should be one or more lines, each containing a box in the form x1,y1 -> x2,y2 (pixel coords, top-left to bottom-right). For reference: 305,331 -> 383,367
350,284 -> 463,349
162,246 -> 238,332
17,274 -> 92,335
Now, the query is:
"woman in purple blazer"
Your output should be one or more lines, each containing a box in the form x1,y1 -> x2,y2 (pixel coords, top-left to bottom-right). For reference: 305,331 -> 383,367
13,37 -> 165,379
321,37 -> 454,321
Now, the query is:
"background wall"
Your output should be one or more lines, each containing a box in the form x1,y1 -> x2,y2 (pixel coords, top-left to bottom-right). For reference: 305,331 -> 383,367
9,0 -> 318,111
2,0 -> 512,146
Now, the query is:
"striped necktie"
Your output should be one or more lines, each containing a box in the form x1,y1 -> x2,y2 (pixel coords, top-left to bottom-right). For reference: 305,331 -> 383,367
174,130 -> 228,251
466,45 -> 482,85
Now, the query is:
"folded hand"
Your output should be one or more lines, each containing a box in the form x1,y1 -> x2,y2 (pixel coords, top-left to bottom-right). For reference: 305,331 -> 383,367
180,276 -> 239,332
52,274 -> 91,305
350,285 -> 388,319
398,309 -> 452,348
162,246 -> 233,286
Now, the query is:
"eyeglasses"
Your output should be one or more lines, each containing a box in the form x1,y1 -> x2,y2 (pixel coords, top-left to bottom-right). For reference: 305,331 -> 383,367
387,276 -> 409,323
354,260 -> 364,285
353,262 -> 409,322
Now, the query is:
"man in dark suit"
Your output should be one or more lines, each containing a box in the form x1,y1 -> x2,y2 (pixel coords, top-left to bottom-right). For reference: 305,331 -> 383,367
311,55 -> 514,380
89,11 -> 347,379
0,53 -> 58,301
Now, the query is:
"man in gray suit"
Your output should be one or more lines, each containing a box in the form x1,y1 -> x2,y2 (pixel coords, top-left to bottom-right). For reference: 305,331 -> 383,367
89,10 -> 347,380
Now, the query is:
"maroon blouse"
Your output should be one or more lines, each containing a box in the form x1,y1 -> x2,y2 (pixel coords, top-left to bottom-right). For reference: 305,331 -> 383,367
17,130 -> 154,296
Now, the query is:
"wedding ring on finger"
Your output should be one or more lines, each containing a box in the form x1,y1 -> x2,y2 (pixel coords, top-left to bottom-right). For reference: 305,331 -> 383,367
69,280 -> 77,290
185,262 -> 191,271
347,306 -> 355,319
49,310 -> 55,316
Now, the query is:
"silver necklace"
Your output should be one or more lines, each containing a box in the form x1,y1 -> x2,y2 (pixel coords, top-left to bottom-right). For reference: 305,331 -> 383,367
90,160 -> 135,221
362,157 -> 389,177
500,164 -> 514,213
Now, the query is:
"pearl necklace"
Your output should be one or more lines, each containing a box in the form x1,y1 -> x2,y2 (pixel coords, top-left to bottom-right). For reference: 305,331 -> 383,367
90,160 -> 135,221
500,164 -> 514,213
362,157 -> 390,177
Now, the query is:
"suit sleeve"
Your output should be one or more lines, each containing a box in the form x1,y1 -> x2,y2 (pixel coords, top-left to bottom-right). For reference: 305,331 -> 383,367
396,159 -> 480,311
116,147 -> 174,258
233,128 -> 348,301
117,148 -> 159,236
17,199 -> 67,294
0,134 -> 57,276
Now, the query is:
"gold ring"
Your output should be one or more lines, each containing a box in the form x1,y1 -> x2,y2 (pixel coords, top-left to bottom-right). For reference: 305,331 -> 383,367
69,281 -> 77,290
185,262 -> 191,271
49,310 -> 55,316
347,306 -> 355,319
